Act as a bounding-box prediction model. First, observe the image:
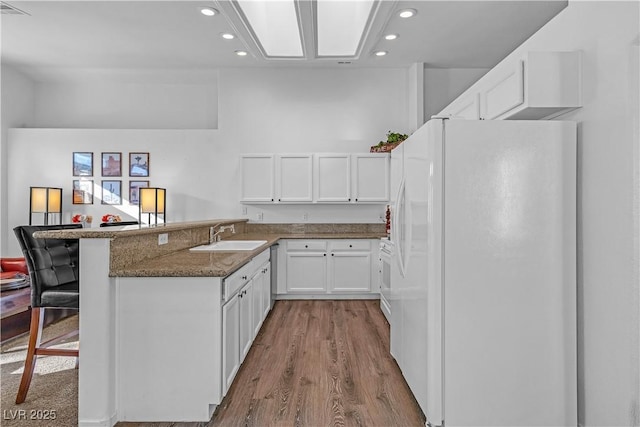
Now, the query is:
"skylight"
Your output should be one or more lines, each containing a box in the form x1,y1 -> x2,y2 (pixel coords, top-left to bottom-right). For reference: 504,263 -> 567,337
316,0 -> 375,57
236,0 -> 303,57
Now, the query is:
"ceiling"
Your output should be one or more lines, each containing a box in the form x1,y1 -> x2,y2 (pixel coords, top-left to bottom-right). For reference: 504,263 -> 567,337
1,0 -> 568,75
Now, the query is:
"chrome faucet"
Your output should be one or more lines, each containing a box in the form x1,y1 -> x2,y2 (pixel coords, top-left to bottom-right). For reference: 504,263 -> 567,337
210,224 -> 235,243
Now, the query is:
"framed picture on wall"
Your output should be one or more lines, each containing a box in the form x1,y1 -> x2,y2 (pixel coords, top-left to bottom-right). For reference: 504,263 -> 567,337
101,152 -> 122,176
129,152 -> 150,177
101,180 -> 122,205
72,180 -> 93,204
73,152 -> 93,176
129,180 -> 149,205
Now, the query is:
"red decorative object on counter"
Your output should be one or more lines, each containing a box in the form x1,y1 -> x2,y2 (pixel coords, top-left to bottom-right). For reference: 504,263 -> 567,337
101,214 -> 122,223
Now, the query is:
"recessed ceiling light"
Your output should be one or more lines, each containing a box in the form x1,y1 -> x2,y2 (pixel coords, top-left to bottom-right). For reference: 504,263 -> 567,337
221,33 -> 235,40
375,51 -> 387,57
398,9 -> 416,18
235,50 -> 248,56
384,34 -> 398,41
200,7 -> 217,16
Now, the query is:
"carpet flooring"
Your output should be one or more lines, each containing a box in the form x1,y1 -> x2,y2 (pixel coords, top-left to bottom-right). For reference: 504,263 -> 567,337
1,315 -> 79,427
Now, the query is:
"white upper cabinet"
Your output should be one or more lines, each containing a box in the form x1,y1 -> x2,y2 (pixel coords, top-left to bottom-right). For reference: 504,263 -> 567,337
352,153 -> 390,203
276,154 -> 313,202
314,154 -> 351,202
241,153 -> 389,204
439,51 -> 582,121
443,93 -> 480,120
482,61 -> 525,120
241,154 -> 275,202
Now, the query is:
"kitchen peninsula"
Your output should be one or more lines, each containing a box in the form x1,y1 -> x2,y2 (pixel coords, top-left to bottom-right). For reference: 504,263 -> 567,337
34,219 -> 384,426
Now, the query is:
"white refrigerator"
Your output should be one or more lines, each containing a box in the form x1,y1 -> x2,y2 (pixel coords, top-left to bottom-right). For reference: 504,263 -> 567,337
390,118 -> 577,427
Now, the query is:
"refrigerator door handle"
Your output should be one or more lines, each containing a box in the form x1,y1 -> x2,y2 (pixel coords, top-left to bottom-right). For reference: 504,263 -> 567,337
393,177 -> 407,277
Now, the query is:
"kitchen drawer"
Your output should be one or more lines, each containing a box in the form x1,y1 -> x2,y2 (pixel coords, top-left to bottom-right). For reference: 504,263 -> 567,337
223,260 -> 255,301
253,248 -> 270,267
329,240 -> 371,251
287,240 -> 327,251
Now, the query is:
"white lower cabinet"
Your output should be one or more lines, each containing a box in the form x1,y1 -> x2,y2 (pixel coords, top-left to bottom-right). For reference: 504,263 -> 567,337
329,250 -> 371,293
286,252 -> 327,293
221,249 -> 271,396
281,239 -> 376,296
222,291 -> 240,394
250,260 -> 271,332
239,279 -> 253,360
260,262 -> 271,319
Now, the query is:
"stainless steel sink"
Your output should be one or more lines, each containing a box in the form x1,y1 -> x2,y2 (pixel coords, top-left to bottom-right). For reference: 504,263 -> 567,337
189,240 -> 267,252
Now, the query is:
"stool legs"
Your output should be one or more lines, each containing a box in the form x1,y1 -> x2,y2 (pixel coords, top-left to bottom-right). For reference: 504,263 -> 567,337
15,308 -> 79,404
15,307 -> 43,404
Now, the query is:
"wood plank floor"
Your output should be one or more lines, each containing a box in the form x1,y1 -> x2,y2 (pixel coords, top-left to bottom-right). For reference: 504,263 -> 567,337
117,300 -> 425,427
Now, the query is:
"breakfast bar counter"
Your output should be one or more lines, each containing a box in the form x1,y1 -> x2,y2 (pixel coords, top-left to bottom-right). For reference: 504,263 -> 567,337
32,219 -> 385,426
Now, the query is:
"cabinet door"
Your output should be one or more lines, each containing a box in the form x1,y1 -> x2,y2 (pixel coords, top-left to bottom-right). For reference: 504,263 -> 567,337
446,93 -> 480,120
222,293 -> 240,395
241,155 -> 275,202
352,154 -> 390,202
481,60 -> 524,120
251,271 -> 263,338
329,251 -> 372,292
262,262 -> 271,318
314,154 -> 351,202
239,281 -> 253,360
286,252 -> 327,293
277,154 -> 313,202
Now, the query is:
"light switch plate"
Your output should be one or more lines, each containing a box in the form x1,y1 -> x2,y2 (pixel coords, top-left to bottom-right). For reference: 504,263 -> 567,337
158,233 -> 169,245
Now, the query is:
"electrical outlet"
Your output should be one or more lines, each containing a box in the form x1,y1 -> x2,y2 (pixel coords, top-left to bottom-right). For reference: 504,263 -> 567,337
241,206 -> 248,215
256,212 -> 263,221
158,233 -> 169,245
303,213 -> 308,221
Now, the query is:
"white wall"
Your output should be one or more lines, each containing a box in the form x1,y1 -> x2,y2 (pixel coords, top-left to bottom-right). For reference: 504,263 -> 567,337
423,67 -> 489,120
32,68 -> 218,129
1,64 -> 36,255
3,67 -> 409,256
469,2 -> 639,425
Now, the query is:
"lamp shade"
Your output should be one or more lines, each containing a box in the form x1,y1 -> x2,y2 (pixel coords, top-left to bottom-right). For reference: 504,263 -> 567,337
30,188 -> 48,212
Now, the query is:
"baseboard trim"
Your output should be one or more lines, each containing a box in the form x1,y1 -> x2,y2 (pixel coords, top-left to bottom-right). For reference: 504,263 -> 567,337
78,412 -> 117,427
276,294 -> 380,300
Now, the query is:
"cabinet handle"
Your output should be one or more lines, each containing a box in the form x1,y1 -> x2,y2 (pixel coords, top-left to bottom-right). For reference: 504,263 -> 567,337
278,198 -> 281,201
349,244 -> 352,248
355,198 -> 358,202
348,198 -> 351,201
271,198 -> 274,201
242,275 -> 247,280
305,245 -> 308,248
323,253 -> 326,257
331,253 -> 334,256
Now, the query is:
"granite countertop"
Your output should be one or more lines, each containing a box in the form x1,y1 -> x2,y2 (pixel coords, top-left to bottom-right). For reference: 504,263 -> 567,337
31,219 -> 386,279
32,219 -> 244,239
112,232 -> 385,278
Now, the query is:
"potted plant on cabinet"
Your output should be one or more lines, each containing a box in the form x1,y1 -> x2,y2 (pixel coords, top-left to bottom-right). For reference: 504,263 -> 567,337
370,131 -> 409,153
